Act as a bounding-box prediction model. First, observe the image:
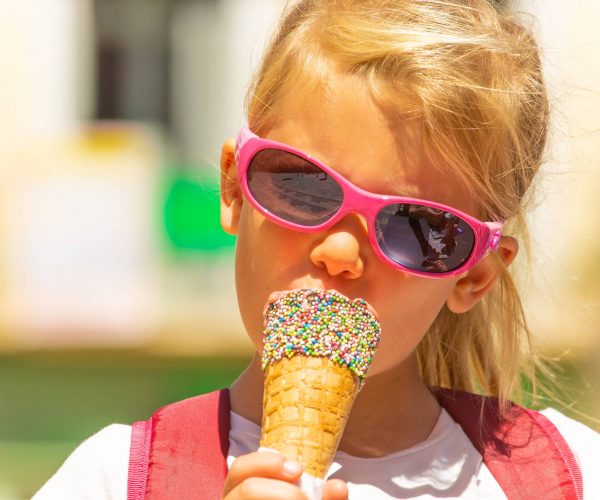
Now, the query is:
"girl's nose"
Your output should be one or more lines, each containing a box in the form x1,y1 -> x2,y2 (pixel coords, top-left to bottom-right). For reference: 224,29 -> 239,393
309,228 -> 365,279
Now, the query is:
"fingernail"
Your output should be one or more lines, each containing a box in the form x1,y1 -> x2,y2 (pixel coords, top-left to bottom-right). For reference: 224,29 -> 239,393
283,459 -> 302,476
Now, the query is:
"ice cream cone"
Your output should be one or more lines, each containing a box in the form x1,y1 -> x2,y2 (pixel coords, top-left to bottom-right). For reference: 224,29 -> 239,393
260,289 -> 380,479
261,355 -> 358,478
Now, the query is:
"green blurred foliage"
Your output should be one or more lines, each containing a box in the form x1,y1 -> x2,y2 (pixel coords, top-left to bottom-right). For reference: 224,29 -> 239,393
162,170 -> 237,254
0,351 -> 250,499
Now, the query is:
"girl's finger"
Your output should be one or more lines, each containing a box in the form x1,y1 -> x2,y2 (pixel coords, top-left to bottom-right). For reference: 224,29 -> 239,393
223,452 -> 303,496
322,478 -> 349,500
225,477 -> 308,500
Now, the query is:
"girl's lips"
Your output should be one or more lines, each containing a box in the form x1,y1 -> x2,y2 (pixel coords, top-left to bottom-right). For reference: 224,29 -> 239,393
262,289 -> 294,317
263,288 -> 380,321
265,290 -> 294,306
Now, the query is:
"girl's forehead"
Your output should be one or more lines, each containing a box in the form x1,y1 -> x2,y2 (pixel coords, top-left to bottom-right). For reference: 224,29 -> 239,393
264,75 -> 477,215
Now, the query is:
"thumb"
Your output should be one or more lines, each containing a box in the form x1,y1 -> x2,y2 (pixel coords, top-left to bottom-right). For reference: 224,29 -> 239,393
322,478 -> 348,500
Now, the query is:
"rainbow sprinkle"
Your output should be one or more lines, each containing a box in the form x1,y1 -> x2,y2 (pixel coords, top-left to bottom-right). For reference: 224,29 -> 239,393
261,289 -> 381,386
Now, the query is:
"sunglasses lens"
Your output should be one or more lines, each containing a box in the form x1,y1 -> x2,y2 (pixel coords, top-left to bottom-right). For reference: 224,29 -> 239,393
375,203 -> 476,273
247,148 -> 343,226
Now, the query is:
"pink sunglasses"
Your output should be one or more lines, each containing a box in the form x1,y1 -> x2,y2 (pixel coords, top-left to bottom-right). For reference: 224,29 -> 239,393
235,127 -> 504,279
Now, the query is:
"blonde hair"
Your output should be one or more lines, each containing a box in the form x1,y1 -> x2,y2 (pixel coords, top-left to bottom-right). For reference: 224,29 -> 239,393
245,0 -> 549,412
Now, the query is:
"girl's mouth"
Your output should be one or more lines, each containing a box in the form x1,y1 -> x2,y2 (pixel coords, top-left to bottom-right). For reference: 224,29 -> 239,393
264,288 -> 379,321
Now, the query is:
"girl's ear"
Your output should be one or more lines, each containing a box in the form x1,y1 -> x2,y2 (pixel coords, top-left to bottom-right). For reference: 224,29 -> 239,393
220,139 -> 242,235
446,236 -> 519,314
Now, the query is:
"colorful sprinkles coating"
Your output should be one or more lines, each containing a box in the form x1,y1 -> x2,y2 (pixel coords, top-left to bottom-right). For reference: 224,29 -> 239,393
261,289 -> 381,385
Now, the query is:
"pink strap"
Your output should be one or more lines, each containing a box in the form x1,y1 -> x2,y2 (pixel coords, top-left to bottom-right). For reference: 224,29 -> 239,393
127,389 -> 231,500
526,409 -> 583,500
434,388 -> 583,500
127,420 -> 152,500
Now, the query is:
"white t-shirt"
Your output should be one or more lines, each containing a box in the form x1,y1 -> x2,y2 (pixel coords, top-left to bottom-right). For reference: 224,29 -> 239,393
33,407 -> 600,499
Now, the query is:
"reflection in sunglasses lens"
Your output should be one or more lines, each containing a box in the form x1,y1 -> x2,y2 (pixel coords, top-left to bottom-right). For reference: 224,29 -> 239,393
375,204 -> 475,273
247,149 -> 343,226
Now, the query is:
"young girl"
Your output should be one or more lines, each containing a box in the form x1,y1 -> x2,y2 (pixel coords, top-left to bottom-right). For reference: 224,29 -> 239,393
35,0 -> 600,498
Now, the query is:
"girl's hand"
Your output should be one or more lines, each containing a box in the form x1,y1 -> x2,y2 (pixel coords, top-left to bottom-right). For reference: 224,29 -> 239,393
223,451 -> 348,500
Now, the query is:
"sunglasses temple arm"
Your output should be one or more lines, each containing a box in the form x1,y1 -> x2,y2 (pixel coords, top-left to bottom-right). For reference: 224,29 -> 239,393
481,222 -> 505,258
235,126 -> 255,164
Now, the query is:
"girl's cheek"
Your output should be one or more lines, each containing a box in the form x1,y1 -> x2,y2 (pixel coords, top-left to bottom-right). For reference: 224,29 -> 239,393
366,283 -> 455,375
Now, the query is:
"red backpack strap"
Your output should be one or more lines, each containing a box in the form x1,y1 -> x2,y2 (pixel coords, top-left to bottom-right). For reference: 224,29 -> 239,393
127,418 -> 152,500
127,388 -> 231,500
434,388 -> 583,500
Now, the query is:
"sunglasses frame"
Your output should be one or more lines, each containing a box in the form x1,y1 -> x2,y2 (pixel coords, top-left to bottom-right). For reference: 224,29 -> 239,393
235,126 -> 504,279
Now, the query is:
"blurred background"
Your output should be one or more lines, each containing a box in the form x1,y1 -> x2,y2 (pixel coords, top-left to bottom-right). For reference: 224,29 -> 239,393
0,0 -> 598,498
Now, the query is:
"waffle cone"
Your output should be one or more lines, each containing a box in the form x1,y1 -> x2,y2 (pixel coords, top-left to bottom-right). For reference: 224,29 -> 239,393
260,355 -> 358,478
